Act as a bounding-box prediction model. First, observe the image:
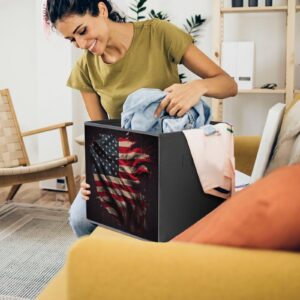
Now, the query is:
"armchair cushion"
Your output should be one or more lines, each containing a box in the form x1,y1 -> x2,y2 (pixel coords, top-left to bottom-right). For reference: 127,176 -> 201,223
174,163 -> 300,251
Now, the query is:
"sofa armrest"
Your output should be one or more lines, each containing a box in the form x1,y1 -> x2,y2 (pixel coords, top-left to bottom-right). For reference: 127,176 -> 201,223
37,268 -> 67,300
61,228 -> 300,300
234,136 -> 261,175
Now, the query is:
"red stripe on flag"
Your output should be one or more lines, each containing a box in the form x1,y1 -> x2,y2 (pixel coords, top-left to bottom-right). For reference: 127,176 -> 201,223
96,189 -> 137,210
95,178 -> 138,198
119,158 -> 151,167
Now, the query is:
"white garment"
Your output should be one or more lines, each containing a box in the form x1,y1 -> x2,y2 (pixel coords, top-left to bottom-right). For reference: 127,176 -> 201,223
183,123 -> 235,199
266,101 -> 300,174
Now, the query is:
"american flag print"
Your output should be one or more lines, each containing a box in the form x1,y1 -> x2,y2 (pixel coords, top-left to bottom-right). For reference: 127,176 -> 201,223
89,133 -> 152,233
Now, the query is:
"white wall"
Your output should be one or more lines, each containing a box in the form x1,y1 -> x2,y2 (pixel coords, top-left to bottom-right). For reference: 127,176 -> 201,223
0,0 -> 77,176
35,0 -> 74,167
0,0 -> 37,161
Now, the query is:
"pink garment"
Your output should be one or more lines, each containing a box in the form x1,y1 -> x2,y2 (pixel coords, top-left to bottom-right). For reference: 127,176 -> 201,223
183,123 -> 235,199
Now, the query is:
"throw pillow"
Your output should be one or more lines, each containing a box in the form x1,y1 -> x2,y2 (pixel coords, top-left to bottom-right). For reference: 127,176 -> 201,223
173,163 -> 300,251
266,99 -> 300,174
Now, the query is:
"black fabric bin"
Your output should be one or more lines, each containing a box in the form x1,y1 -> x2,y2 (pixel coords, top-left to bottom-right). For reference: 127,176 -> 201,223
85,120 -> 223,242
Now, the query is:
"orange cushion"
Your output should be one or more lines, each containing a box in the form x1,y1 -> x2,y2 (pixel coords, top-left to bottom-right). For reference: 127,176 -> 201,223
173,163 -> 300,251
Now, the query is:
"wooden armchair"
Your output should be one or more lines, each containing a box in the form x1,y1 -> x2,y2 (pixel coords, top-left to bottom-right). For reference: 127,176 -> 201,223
0,89 -> 78,203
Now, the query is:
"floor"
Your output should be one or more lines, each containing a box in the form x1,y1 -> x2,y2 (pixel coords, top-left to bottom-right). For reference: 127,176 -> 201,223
0,179 -> 81,209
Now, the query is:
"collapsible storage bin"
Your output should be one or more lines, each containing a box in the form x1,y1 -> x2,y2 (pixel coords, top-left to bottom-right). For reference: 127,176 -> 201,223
85,120 -> 223,242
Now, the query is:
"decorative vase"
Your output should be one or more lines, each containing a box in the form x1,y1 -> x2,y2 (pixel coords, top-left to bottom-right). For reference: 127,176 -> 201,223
232,0 -> 243,7
265,0 -> 273,6
248,0 -> 258,6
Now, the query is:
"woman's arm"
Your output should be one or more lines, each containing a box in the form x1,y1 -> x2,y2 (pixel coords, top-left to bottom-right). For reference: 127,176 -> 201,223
182,44 -> 237,99
81,91 -> 108,121
155,44 -> 238,117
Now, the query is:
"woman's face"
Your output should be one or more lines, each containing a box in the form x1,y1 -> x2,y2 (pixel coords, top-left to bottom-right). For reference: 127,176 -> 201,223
55,2 -> 110,56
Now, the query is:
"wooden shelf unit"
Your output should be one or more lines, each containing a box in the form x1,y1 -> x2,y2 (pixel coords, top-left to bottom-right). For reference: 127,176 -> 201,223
221,6 -> 288,13
212,0 -> 297,121
238,89 -> 286,94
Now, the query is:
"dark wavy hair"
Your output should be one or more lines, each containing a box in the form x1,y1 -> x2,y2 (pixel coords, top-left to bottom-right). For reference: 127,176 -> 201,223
44,0 -> 126,27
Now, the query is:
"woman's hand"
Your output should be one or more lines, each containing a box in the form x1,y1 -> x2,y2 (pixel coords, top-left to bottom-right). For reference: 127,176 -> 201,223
154,80 -> 208,118
80,176 -> 91,201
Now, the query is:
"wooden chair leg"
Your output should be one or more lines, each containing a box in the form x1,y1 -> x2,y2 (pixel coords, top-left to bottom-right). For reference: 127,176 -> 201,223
6,184 -> 22,202
65,165 -> 76,204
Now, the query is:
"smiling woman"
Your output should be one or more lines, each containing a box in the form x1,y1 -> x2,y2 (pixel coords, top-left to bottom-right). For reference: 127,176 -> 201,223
43,0 -> 237,238
45,0 -> 126,54
55,5 -> 132,59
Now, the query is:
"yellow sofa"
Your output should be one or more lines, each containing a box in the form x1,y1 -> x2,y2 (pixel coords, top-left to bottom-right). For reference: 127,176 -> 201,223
38,226 -> 300,300
37,138 -> 300,300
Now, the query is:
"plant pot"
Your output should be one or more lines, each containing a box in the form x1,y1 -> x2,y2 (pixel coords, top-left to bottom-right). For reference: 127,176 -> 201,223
232,0 -> 243,7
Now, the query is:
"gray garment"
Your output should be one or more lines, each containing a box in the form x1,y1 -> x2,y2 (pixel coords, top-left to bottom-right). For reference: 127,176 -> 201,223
121,88 -> 211,133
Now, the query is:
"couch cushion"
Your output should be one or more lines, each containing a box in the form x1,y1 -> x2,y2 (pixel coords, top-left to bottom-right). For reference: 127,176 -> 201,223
61,232 -> 300,300
36,268 -> 67,300
173,163 -> 300,251
234,136 -> 261,176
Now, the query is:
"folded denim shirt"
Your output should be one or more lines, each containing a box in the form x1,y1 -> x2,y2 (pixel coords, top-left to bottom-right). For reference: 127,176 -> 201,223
121,88 -> 211,133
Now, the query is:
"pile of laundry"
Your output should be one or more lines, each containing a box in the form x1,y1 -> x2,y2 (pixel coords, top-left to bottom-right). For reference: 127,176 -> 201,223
120,88 -> 235,200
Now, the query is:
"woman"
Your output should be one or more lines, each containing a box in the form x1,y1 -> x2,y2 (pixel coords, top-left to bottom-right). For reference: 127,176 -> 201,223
45,0 -> 237,237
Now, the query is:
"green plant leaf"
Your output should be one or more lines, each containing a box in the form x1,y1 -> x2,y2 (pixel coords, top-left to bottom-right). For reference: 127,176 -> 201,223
179,73 -> 187,83
148,9 -> 169,20
183,14 -> 206,43
130,8 -> 138,13
137,0 -> 147,8
138,6 -> 147,13
129,0 -> 148,21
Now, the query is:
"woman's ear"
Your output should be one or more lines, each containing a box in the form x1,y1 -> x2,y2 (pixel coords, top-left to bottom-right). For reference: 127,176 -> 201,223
98,1 -> 109,18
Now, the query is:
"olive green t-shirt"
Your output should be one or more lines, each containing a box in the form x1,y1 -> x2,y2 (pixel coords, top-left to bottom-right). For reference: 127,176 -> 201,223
67,19 -> 193,119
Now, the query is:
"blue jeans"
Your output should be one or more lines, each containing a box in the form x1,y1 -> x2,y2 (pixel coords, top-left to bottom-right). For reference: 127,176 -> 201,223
69,191 -> 97,237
